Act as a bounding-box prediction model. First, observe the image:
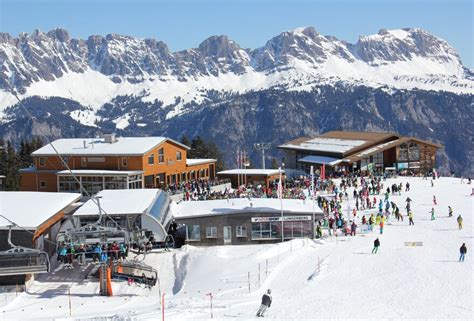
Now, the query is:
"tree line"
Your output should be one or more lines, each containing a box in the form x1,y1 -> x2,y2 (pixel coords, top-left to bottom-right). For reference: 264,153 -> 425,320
0,137 -> 43,191
180,135 -> 226,172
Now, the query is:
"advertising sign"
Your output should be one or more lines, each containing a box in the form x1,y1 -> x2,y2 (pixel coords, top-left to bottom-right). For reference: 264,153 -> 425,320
251,216 -> 312,223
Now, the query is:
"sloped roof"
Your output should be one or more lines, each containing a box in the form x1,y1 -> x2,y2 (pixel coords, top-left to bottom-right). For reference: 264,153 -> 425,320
0,192 -> 81,229
346,137 -> 442,162
32,137 -> 189,156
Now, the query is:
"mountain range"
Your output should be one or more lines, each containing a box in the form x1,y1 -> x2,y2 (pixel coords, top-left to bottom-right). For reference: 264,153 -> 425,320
0,27 -> 472,175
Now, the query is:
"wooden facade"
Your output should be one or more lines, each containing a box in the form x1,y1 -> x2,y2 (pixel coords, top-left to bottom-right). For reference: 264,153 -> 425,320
20,138 -> 216,193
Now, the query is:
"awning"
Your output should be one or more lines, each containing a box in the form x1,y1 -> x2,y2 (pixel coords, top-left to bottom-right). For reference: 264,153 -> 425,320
298,156 -> 343,166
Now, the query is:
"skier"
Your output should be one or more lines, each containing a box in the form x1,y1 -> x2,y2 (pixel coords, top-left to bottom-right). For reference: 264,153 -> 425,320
430,208 -> 435,220
459,243 -> 467,262
256,289 -> 272,317
433,195 -> 437,205
351,221 -> 357,236
379,220 -> 384,234
408,211 -> 414,226
405,182 -> 410,192
448,206 -> 453,217
431,180 -> 434,187
457,214 -> 463,230
372,238 -> 380,254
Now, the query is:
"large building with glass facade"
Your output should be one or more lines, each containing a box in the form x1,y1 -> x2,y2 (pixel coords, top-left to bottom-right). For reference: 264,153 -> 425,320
172,198 -> 324,245
279,131 -> 442,175
20,134 -> 216,195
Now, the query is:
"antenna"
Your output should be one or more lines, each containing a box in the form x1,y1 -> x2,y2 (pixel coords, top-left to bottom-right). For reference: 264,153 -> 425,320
253,143 -> 271,169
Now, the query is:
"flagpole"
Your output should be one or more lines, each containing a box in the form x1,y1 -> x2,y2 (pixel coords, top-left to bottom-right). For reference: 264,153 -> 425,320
279,167 -> 284,242
311,166 -> 315,239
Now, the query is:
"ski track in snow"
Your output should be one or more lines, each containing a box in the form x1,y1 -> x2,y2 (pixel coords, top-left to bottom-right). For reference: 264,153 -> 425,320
0,177 -> 472,320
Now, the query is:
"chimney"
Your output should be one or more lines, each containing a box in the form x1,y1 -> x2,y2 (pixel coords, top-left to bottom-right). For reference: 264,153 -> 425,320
103,133 -> 117,144
83,140 -> 87,148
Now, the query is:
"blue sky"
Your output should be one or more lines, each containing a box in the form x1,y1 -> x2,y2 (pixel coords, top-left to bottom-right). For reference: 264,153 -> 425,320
1,0 -> 472,67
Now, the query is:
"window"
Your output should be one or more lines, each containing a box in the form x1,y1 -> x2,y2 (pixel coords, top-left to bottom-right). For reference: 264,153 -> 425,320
176,151 -> 182,161
148,154 -> 154,165
236,226 -> 247,237
39,157 -> 46,167
181,172 -> 187,181
81,157 -> 87,167
122,157 -> 128,167
187,225 -> 200,241
206,226 -> 217,238
158,148 -> 164,163
251,222 -> 279,240
39,180 -> 47,188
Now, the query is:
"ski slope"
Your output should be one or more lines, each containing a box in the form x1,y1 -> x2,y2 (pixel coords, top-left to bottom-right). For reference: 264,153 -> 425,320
1,177 -> 472,320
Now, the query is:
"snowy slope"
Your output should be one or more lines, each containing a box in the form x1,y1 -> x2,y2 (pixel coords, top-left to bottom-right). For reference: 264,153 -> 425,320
1,177 -> 472,320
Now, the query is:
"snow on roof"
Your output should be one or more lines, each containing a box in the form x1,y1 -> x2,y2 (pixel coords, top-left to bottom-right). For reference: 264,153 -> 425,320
32,137 -> 189,156
57,169 -> 143,176
186,159 -> 216,166
0,192 -> 82,229
73,189 -> 162,216
280,138 -> 367,154
172,198 -> 322,219
298,155 -> 341,166
217,169 -> 284,176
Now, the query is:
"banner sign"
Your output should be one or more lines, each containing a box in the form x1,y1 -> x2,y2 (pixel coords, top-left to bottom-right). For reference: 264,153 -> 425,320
404,241 -> 423,247
251,216 -> 312,223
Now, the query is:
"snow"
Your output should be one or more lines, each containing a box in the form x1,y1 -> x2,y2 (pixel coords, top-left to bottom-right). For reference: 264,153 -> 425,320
185,159 -> 216,166
73,189 -> 162,216
0,192 -> 81,229
280,138 -> 367,154
56,169 -> 143,176
69,109 -> 100,128
217,169 -> 283,176
0,177 -> 472,320
172,198 -> 323,219
113,113 -> 131,130
32,137 -> 168,156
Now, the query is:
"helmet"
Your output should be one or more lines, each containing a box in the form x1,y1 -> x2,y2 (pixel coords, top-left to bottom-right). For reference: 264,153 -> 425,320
267,289 -> 271,294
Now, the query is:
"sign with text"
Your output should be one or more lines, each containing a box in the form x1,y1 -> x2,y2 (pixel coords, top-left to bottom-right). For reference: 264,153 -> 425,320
251,216 -> 312,223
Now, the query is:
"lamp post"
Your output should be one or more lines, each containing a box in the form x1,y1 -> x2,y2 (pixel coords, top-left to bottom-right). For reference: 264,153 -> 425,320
254,143 -> 271,169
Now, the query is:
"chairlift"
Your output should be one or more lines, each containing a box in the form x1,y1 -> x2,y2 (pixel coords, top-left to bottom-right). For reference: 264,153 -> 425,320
111,259 -> 157,288
57,223 -> 129,246
0,226 -> 50,276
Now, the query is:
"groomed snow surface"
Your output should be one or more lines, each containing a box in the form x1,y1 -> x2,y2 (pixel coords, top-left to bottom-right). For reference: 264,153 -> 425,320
1,177 -> 472,320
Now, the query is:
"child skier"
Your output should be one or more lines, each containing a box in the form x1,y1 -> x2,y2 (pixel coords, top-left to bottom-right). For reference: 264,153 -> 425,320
256,289 -> 272,317
408,211 -> 414,226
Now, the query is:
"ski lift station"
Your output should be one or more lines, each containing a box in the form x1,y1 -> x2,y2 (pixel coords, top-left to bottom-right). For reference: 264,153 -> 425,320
0,192 -> 82,285
172,198 -> 324,246
69,189 -> 173,244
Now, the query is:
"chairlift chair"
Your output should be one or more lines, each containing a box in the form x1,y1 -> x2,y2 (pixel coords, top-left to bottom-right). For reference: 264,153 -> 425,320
111,259 -> 157,287
0,226 -> 50,276
57,223 -> 129,247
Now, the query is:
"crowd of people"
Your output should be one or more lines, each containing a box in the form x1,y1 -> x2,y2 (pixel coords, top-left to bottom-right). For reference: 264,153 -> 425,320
57,241 -> 129,268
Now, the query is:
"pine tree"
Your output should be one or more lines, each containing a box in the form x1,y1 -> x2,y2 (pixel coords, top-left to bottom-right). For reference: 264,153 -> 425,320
271,158 -> 279,169
5,141 -> 20,191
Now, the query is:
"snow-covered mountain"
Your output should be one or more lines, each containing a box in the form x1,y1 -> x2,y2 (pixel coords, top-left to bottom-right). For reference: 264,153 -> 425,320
0,27 -> 473,176
0,27 -> 472,120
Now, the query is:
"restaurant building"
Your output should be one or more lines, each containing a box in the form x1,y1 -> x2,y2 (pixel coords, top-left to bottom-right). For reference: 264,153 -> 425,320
279,131 -> 442,175
20,134 -> 216,194
216,169 -> 284,188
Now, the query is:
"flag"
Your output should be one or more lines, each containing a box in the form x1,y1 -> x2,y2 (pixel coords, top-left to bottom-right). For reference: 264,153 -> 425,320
277,167 -> 283,199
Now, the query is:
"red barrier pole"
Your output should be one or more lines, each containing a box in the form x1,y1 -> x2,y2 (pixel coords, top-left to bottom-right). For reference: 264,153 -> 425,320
206,292 -> 213,318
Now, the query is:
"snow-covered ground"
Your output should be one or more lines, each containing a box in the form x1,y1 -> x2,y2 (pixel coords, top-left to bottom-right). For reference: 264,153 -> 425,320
1,177 -> 472,320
